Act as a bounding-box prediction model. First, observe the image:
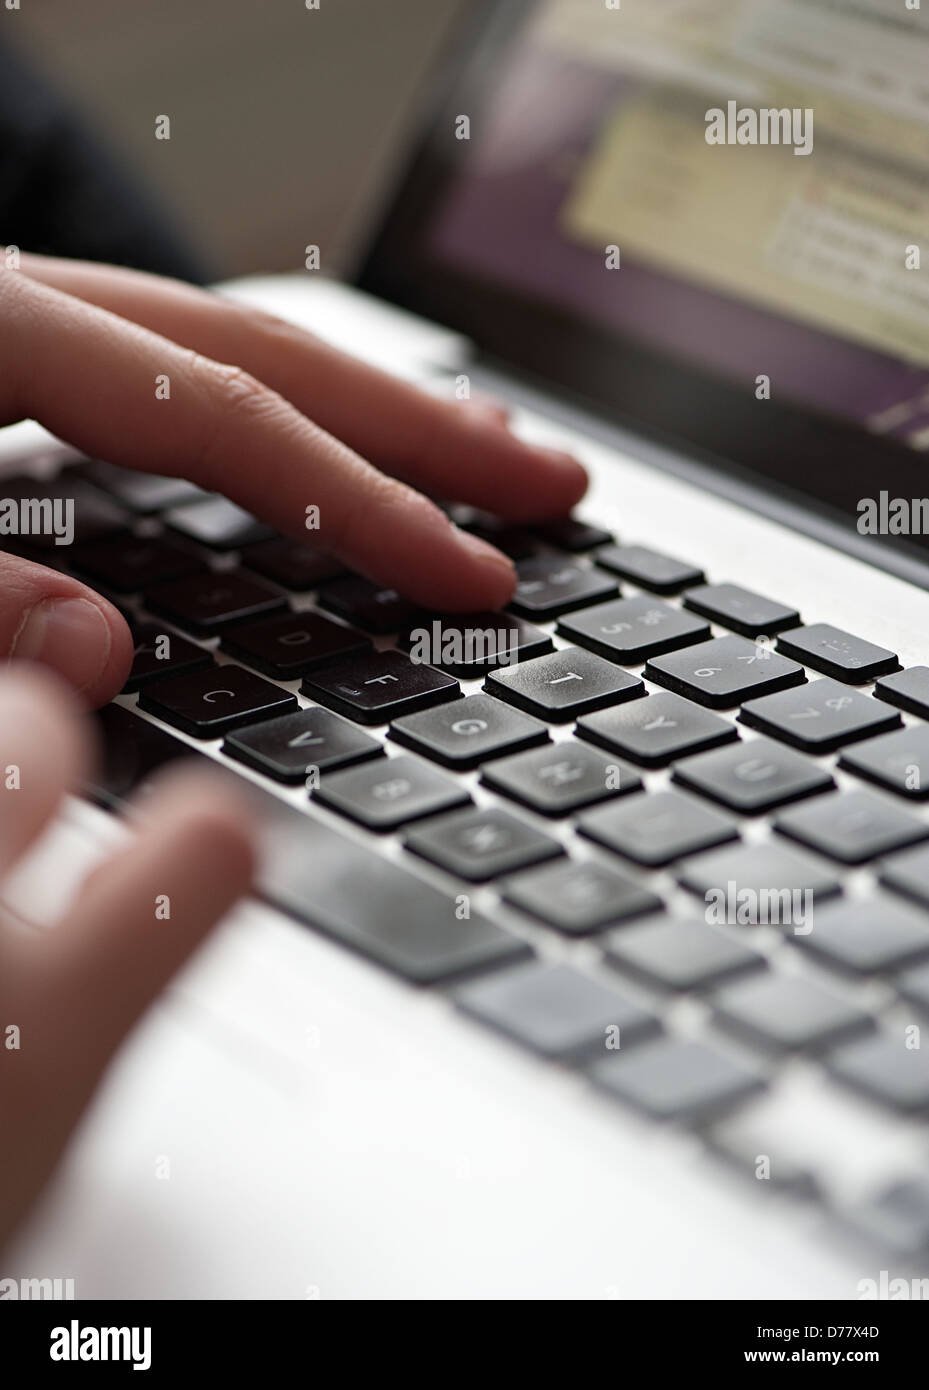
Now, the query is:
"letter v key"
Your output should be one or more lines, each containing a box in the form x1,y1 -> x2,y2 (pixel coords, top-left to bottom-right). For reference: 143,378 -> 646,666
288,730 -> 325,748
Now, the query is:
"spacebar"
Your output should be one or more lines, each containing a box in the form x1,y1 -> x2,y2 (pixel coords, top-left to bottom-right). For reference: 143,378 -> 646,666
259,806 -> 532,985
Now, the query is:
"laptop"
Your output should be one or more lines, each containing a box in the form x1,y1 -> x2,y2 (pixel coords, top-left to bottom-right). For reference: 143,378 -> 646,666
4,0 -> 929,1299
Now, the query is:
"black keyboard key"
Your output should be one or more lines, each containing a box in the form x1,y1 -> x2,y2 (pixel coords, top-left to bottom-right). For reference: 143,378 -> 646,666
775,623 -> 899,683
533,516 -> 613,552
706,1120 -> 818,1198
604,918 -> 765,992
389,693 -> 547,770
69,535 -> 206,592
146,571 -> 288,635
646,635 -> 805,708
317,576 -> 426,633
261,805 -> 530,984
674,736 -> 832,813
482,741 -> 642,815
86,703 -> 202,809
594,544 -> 704,594
454,961 -> 660,1062
792,896 -> 929,976
576,691 -> 737,767
138,663 -> 296,738
839,725 -> 929,799
775,789 -> 929,864
682,583 -> 800,637
874,666 -> 929,720
502,857 -> 662,934
713,975 -> 872,1054
880,842 -> 929,907
220,611 -> 370,679
740,677 -> 900,752
558,597 -> 709,664
78,459 -> 204,513
401,612 -> 553,678
827,1032 -> 929,1113
590,1038 -> 765,1122
678,841 -> 841,914
301,650 -> 460,724
508,556 -> 618,620
313,752 -> 469,830
846,1178 -> 929,1258
578,790 -> 738,866
404,807 -> 562,882
223,707 -> 382,782
165,495 -> 274,549
484,646 -> 642,721
899,960 -> 929,1013
123,623 -> 214,692
240,536 -> 344,590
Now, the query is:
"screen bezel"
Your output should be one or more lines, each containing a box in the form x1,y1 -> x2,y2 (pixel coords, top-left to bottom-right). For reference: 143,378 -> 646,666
356,0 -> 929,570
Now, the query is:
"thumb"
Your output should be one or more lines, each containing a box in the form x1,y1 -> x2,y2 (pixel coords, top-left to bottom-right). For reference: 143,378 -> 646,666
0,550 -> 133,705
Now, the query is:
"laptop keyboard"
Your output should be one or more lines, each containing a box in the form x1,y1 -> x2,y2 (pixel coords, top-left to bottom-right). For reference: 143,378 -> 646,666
6,456 -> 929,1254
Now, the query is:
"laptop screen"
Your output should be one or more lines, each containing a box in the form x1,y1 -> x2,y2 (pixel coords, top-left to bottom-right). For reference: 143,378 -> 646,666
359,0 -> 929,560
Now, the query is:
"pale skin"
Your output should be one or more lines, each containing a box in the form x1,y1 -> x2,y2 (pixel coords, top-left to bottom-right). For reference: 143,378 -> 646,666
0,255 -> 588,1248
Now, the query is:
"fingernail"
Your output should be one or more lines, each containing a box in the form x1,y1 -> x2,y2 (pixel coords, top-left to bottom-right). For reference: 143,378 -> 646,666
10,597 -> 111,692
455,528 -> 517,575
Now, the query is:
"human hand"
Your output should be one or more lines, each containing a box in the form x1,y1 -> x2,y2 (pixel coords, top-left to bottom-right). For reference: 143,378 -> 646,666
0,255 -> 587,705
0,666 -> 255,1252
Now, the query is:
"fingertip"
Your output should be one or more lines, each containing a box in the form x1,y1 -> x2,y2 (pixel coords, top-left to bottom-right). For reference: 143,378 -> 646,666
539,448 -> 590,507
511,446 -> 589,519
128,763 -> 258,888
9,591 -> 133,709
471,567 -> 519,613
180,799 -> 257,901
459,413 -> 590,520
79,593 -> 134,709
451,529 -> 518,606
186,785 -> 257,880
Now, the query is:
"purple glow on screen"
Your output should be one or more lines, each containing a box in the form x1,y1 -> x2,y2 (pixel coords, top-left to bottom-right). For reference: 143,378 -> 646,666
427,46 -> 928,442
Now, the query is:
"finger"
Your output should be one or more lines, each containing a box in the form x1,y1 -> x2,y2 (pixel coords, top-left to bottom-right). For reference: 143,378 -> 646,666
16,252 -> 589,519
0,666 -> 90,880
0,266 -> 516,610
41,766 -> 255,1075
0,551 -> 133,705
